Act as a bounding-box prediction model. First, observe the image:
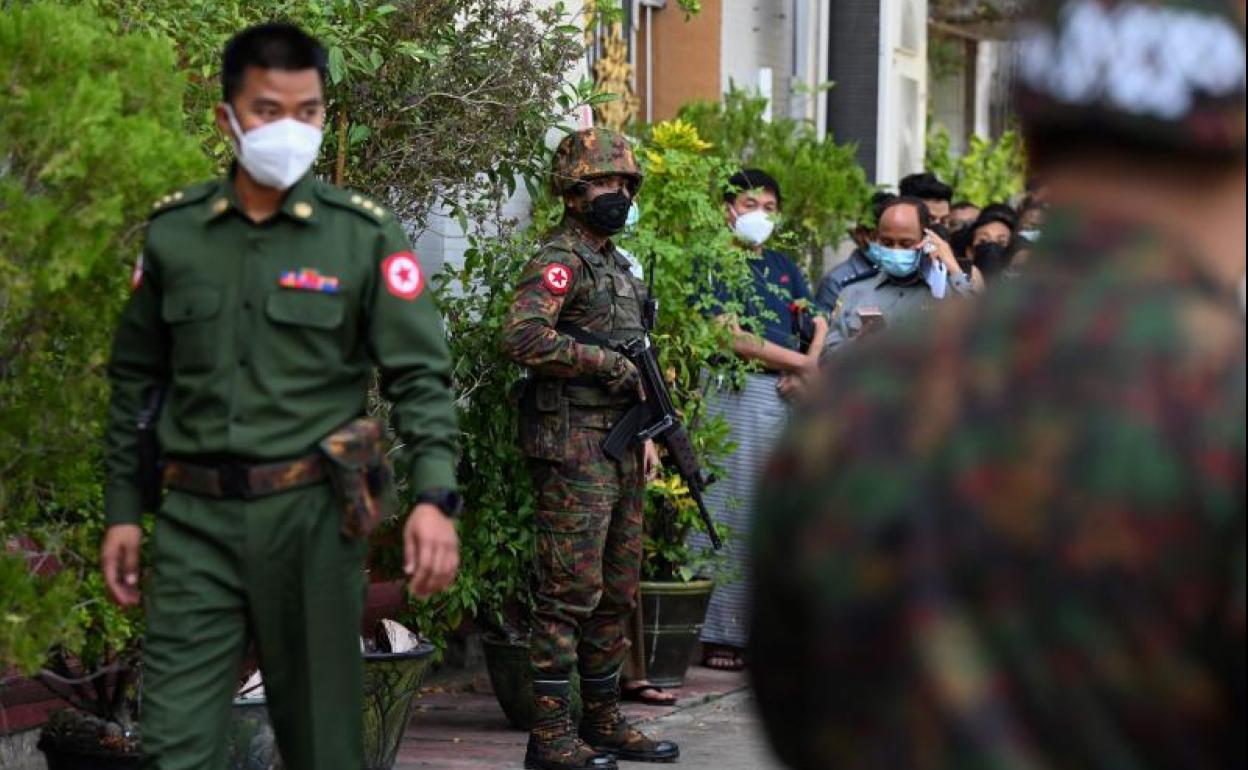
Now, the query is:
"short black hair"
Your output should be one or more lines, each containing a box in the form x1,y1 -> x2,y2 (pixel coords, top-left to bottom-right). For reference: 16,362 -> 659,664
870,191 -> 896,221
898,172 -> 953,203
979,202 -> 1018,230
950,201 -> 979,213
877,196 -> 931,232
725,168 -> 783,208
222,23 -> 329,103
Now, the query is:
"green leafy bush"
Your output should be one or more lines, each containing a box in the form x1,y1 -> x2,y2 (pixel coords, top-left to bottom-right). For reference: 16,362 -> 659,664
83,0 -> 581,229
926,122 -> 1027,206
0,1 -> 210,707
618,120 -> 752,581
677,87 -> 873,282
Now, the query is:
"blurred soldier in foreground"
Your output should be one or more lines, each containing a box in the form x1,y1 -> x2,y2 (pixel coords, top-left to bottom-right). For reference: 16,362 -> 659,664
750,0 -> 1246,768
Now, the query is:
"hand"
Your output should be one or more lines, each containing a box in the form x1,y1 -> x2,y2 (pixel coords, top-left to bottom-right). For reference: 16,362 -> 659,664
776,372 -> 808,402
643,440 -> 661,481
403,503 -> 460,599
604,353 -> 641,397
922,229 -> 962,276
799,316 -> 827,378
101,524 -> 143,607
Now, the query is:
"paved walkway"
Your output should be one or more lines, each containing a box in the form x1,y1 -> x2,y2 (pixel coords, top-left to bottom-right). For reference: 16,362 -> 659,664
395,665 -> 784,769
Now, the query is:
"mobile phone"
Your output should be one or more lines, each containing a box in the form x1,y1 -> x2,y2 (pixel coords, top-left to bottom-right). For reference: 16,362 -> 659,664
856,307 -> 885,334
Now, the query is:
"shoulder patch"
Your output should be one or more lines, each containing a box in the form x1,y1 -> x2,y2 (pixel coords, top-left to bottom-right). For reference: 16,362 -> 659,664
381,251 -> 424,300
315,182 -> 388,224
149,181 -> 215,219
541,263 -> 573,295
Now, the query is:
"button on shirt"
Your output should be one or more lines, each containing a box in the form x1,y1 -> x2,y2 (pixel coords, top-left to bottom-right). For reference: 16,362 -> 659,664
104,172 -> 458,525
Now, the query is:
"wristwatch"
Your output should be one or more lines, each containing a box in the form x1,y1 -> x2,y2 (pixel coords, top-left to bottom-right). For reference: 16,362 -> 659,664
414,487 -> 463,519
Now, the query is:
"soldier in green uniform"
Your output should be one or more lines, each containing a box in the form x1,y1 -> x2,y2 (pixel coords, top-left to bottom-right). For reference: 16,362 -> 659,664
750,0 -> 1245,768
98,23 -> 462,770
501,128 -> 679,770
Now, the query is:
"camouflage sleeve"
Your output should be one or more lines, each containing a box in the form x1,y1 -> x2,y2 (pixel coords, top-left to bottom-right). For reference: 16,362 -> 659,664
104,247 -> 170,526
366,218 -> 459,496
499,248 -> 614,377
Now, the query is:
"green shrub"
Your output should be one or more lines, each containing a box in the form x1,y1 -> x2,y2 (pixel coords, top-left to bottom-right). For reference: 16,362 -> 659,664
926,122 -> 1027,207
0,2 -> 210,695
82,0 -> 581,229
677,87 -> 873,282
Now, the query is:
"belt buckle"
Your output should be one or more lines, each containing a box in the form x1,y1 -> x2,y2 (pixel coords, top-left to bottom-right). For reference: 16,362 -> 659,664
217,462 -> 251,499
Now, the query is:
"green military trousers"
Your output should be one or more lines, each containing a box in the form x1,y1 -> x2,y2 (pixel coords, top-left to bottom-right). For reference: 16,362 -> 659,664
529,420 -> 645,680
141,482 -> 366,770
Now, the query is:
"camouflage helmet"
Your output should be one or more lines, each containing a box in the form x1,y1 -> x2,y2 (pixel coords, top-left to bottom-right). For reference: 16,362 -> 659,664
551,128 -> 643,196
1014,0 -> 1246,158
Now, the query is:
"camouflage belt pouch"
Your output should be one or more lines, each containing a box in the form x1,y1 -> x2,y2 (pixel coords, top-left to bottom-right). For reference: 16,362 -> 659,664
518,379 -> 568,462
318,417 -> 396,539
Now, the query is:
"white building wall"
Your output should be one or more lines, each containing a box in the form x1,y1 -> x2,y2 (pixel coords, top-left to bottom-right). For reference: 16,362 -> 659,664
875,0 -> 928,187
789,0 -> 830,131
720,0 -> 795,120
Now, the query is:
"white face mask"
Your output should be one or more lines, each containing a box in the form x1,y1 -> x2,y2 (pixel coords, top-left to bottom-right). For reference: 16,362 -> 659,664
732,209 -> 776,246
225,104 -> 323,190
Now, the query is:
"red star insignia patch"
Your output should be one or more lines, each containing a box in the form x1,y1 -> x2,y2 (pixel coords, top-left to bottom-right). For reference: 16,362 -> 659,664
382,251 -> 424,300
542,263 -> 572,295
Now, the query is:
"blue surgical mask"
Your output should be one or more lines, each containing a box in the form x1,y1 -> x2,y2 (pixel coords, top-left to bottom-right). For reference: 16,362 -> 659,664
625,202 -> 640,231
1018,229 -> 1041,242
868,242 -> 921,277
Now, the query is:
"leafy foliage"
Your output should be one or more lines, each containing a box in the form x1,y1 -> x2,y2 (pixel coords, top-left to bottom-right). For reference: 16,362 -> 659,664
2,0 -> 588,706
617,120 -> 751,582
84,0 -> 583,229
677,87 -> 873,282
0,2 -> 209,705
926,122 -> 1027,206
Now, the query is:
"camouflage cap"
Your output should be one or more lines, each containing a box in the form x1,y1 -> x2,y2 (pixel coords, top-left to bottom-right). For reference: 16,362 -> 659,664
1015,0 -> 1246,157
551,128 -> 643,196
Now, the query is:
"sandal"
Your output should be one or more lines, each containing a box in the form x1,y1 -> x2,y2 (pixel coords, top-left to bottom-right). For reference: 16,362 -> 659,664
621,682 -> 678,706
701,644 -> 746,671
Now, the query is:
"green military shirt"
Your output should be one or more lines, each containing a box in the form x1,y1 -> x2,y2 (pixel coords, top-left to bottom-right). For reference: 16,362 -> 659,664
104,171 -> 458,526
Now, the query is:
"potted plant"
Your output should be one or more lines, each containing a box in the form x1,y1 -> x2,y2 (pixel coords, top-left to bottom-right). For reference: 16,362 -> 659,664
635,478 -> 729,688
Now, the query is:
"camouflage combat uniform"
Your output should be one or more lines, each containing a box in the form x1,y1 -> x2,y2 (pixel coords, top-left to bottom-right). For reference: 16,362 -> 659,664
501,128 -> 679,770
750,1 -> 1246,768
751,212 -> 1246,770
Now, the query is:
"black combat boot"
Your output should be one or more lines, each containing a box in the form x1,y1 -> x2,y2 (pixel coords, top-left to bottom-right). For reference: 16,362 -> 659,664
579,671 -> 680,763
525,678 -> 618,770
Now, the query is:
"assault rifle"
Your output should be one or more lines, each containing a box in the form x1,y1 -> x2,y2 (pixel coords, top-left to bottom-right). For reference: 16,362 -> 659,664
599,333 -> 722,550
565,258 -> 723,549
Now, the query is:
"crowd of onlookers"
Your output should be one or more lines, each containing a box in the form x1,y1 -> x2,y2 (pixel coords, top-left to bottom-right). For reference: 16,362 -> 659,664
681,166 -> 1050,679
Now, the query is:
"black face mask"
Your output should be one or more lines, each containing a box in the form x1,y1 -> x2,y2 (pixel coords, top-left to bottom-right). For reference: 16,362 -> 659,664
584,190 -> 631,234
973,241 -> 1011,277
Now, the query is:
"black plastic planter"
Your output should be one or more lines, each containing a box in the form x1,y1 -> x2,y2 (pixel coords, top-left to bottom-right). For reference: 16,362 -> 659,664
481,634 -> 581,731
638,579 -> 714,687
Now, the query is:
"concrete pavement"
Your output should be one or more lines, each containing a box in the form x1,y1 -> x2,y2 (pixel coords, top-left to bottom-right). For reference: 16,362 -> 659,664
395,665 -> 786,769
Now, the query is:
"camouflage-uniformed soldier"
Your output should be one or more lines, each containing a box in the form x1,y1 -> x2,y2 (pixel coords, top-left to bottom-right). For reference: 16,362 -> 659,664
751,1 -> 1246,768
99,24 -> 461,770
501,129 -> 679,770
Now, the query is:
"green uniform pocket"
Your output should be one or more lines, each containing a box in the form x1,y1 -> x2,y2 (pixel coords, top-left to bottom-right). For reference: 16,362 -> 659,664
265,291 -> 344,329
519,379 -> 569,462
161,285 -> 221,373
